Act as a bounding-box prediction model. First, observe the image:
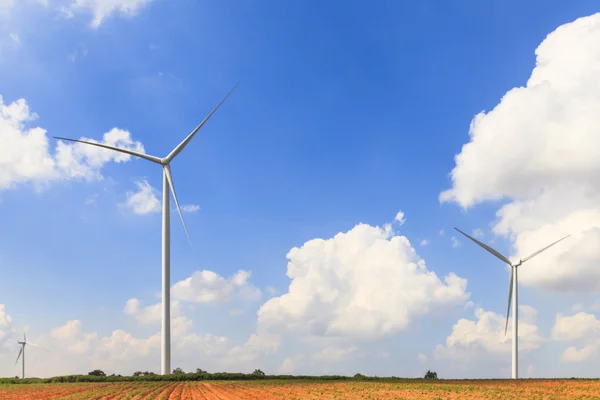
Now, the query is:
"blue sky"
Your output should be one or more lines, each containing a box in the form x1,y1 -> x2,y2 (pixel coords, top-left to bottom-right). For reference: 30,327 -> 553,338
1,0 -> 600,379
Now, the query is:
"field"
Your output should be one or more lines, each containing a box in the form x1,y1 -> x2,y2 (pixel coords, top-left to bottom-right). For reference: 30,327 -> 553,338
2,379 -> 600,399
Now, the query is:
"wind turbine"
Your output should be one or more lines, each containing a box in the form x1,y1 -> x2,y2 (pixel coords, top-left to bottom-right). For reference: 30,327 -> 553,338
54,84 -> 238,375
15,331 -> 49,379
454,227 -> 569,379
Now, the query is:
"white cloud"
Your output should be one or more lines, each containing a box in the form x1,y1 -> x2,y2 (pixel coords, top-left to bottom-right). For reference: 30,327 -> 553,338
435,306 -> 542,361
55,127 -> 145,181
123,298 -> 182,325
394,210 -> 406,225
0,96 -> 145,192
439,13 -> 600,292
312,345 -> 357,362
562,345 -> 597,362
572,304 -> 584,312
224,331 -> 280,365
0,0 -> 14,9
418,353 -> 427,363
552,312 -> 600,341
125,180 -> 160,215
51,320 -> 82,340
420,239 -> 429,247
0,304 -> 13,344
182,204 -> 199,213
277,357 -> 295,374
464,300 -> 475,311
450,236 -> 460,248
257,216 -> 469,341
0,303 -> 235,377
64,0 -> 154,28
172,269 -> 261,303
472,228 -> 484,239
68,44 -> 88,62
439,229 -> 445,236
85,193 -> 98,205
8,32 -> 19,44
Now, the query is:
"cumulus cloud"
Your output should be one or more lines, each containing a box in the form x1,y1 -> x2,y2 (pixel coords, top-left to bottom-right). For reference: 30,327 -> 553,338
224,331 -> 280,365
313,345 -> 358,362
435,306 -> 542,361
182,204 -> 200,213
123,298 -> 182,325
50,320 -> 82,340
63,0 -> 155,28
0,95 -> 144,191
551,312 -> 600,363
257,216 -> 469,341
450,236 -> 460,248
277,357 -> 295,374
125,180 -> 161,214
552,312 -> 600,342
8,32 -> 19,45
394,210 -> 406,225
172,269 -> 261,303
0,306 -> 233,377
439,13 -> 600,292
0,0 -> 14,9
562,345 -> 597,363
0,304 -> 13,345
420,239 -> 429,247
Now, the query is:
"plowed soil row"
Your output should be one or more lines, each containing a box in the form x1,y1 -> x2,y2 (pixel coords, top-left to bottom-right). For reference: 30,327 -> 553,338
3,379 -> 600,399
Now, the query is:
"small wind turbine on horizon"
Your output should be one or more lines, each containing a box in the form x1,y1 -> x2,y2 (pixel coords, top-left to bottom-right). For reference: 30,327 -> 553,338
454,227 -> 570,379
54,84 -> 238,375
15,331 -> 49,379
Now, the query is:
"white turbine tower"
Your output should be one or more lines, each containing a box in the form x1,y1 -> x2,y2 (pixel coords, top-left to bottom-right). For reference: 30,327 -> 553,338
15,331 -> 49,379
454,227 -> 569,379
54,84 -> 238,375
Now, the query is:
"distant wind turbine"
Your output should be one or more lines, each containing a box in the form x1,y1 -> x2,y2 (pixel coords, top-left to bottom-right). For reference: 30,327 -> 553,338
453,227 -> 569,379
54,84 -> 238,375
15,331 -> 49,379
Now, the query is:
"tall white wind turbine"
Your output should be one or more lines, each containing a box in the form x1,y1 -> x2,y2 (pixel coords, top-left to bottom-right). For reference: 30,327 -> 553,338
54,84 -> 238,375
454,227 -> 570,379
15,331 -> 49,379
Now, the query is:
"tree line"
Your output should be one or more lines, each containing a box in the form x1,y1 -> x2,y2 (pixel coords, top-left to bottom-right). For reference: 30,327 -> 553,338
0,369 -> 440,384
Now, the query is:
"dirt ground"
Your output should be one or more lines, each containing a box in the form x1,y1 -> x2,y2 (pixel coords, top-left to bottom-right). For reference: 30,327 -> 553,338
2,379 -> 600,399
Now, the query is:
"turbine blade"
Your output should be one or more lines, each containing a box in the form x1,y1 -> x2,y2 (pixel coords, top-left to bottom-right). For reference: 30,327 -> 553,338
164,83 -> 239,163
505,268 -> 514,336
163,165 -> 194,253
454,227 -> 513,266
53,137 -> 162,164
23,331 -> 25,343
15,347 -> 22,365
25,342 -> 49,352
521,235 -> 571,264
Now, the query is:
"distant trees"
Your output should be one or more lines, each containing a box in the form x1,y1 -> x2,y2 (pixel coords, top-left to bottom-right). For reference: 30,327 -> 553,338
196,368 -> 207,374
173,368 -> 185,374
252,369 -> 265,376
88,370 -> 106,377
424,370 -> 438,379
133,371 -> 156,377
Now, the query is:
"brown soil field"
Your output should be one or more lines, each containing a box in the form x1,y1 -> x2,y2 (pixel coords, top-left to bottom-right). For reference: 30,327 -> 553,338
2,379 -> 600,399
